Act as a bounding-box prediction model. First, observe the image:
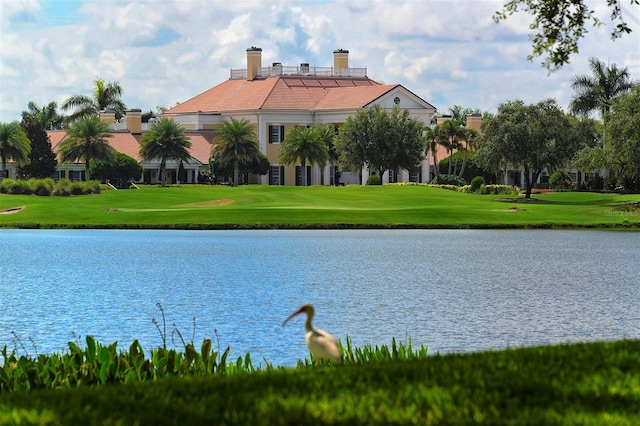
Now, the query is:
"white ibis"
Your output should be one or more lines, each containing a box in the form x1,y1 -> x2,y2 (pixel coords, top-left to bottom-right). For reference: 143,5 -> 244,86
282,303 -> 341,363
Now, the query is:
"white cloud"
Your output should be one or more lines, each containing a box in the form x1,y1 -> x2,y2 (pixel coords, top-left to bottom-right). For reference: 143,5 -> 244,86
0,0 -> 638,122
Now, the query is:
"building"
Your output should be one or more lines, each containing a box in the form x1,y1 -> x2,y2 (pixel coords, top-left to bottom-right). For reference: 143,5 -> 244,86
163,47 -> 437,185
6,47 -> 437,185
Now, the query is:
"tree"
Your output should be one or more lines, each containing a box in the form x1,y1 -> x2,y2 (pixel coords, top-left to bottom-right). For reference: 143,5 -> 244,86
438,119 -> 465,175
62,78 -> 127,122
59,116 -> 115,182
569,57 -> 634,119
335,105 -> 425,183
280,126 -> 329,186
22,101 -> 65,130
604,86 -> 640,188
314,124 -> 339,185
477,99 -> 574,198
494,0 -> 639,71
139,118 -> 192,187
90,152 -> 143,188
458,128 -> 479,179
0,122 -> 31,179
423,125 -> 441,179
17,115 -> 58,179
212,118 -> 260,187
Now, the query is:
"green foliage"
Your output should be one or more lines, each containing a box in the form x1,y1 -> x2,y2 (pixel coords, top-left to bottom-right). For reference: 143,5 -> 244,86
279,126 -> 329,186
336,105 -> 424,178
477,98 -> 576,198
211,118 -> 260,187
1,339 -> 639,424
430,174 -> 466,186
46,179 -> 100,196
549,169 -> 572,188
60,116 -> 116,182
90,152 -> 142,188
139,118 -> 192,187
365,174 -> 381,185
470,176 -> 485,191
61,78 -> 127,122
494,1 -> 639,71
604,86 -> 640,189
17,115 -> 58,179
0,122 -> 31,178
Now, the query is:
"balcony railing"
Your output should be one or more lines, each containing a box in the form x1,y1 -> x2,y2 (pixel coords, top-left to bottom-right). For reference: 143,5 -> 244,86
229,65 -> 367,79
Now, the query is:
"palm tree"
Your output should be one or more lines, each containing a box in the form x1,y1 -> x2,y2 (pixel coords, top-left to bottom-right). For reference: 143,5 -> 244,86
22,101 -> 65,130
423,125 -> 441,179
458,128 -> 479,179
59,116 -> 115,181
280,126 -> 329,186
139,118 -> 192,187
438,120 -> 464,175
313,124 -> 338,185
569,57 -> 634,119
212,118 -> 261,187
0,122 -> 31,179
62,78 -> 127,122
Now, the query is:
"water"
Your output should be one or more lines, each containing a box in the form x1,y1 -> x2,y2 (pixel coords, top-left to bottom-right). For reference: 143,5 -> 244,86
1,229 -> 638,367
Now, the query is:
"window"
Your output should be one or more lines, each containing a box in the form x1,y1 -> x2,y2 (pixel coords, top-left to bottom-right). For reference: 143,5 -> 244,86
387,169 -> 397,183
269,125 -> 285,144
296,165 -> 311,186
269,166 -> 284,185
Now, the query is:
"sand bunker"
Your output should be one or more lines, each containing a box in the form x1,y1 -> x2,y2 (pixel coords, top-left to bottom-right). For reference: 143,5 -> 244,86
0,206 -> 25,214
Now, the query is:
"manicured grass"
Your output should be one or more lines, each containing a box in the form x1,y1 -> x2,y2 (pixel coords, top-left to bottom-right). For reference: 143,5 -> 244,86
1,184 -> 639,229
1,339 -> 639,425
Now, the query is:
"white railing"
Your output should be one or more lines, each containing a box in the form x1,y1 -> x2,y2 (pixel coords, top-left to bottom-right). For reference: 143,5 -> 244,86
229,65 -> 367,79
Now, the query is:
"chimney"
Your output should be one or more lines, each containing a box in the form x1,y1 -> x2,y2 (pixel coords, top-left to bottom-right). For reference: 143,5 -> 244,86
126,109 -> 142,134
99,110 -> 116,125
466,114 -> 482,133
246,46 -> 262,81
333,49 -> 349,76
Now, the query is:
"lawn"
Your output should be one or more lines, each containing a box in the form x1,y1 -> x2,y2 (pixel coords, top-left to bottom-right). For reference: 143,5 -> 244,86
1,184 -> 639,229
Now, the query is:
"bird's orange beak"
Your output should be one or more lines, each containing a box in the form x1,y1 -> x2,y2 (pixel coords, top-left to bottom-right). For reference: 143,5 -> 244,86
282,306 -> 305,326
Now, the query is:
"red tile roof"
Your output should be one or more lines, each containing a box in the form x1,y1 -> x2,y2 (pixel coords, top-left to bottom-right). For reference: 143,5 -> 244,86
47,130 -> 215,164
165,76 -> 388,114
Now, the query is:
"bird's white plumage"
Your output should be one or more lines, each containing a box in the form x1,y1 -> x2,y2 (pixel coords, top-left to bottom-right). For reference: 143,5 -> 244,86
283,303 -> 341,363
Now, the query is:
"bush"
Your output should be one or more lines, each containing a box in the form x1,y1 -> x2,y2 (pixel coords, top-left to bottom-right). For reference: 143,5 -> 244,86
481,185 -> 520,195
52,179 -> 72,196
5,179 -> 33,195
366,174 -> 381,185
29,178 -> 54,196
549,170 -> 572,189
470,176 -> 485,192
430,174 -> 466,186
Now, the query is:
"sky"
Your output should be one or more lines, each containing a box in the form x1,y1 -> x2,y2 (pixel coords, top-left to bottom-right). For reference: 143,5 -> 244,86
1,0 -> 639,123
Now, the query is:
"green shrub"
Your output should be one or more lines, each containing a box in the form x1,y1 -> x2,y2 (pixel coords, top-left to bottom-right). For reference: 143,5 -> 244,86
430,174 -> 466,186
0,178 -> 15,194
52,179 -> 72,196
88,180 -> 101,194
70,182 -> 85,195
6,179 -> 32,195
366,174 -> 381,185
549,170 -> 572,189
481,184 -> 520,195
29,178 -> 54,196
470,176 -> 485,192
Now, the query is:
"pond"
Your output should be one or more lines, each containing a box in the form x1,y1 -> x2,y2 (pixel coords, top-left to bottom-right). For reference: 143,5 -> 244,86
1,229 -> 638,367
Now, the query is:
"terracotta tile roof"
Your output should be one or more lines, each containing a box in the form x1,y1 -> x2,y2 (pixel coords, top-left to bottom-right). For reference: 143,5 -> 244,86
47,130 -> 215,164
166,78 -> 280,113
165,76 -> 386,113
314,84 -> 399,110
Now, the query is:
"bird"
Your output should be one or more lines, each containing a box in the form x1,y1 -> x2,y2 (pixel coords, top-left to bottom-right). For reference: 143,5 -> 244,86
282,303 -> 341,363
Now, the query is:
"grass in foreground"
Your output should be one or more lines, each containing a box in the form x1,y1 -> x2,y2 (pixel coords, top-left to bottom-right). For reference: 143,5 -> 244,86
1,184 -> 639,229
1,339 -> 638,425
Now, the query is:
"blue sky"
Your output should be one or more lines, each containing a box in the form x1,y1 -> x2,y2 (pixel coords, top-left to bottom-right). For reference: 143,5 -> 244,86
1,0 -> 639,122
